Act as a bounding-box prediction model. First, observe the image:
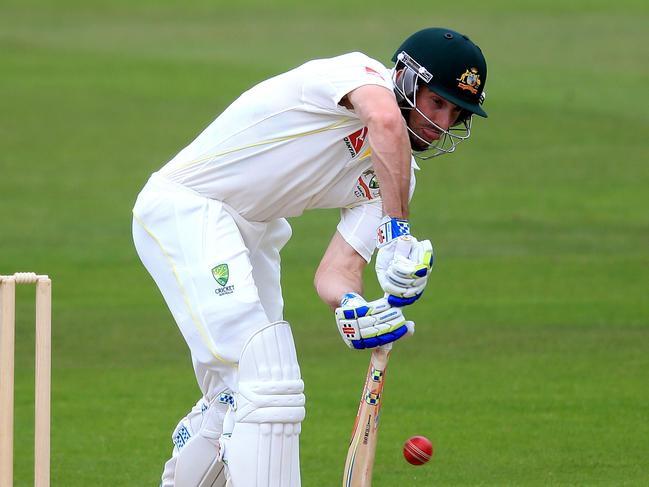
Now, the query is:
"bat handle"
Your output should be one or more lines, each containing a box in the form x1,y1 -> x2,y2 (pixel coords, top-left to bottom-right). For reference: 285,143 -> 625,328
371,344 -> 392,370
393,235 -> 413,259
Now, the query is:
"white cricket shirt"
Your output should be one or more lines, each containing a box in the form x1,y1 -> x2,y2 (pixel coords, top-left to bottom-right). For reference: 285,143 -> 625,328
158,52 -> 416,261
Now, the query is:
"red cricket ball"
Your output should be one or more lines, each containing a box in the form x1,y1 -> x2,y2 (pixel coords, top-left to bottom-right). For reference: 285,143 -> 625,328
403,435 -> 433,465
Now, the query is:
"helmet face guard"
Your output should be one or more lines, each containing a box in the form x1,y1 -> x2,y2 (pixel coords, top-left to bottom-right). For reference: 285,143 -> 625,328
391,28 -> 488,160
393,52 -> 472,159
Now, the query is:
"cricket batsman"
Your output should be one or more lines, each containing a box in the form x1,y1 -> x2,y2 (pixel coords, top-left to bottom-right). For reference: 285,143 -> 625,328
132,27 -> 488,486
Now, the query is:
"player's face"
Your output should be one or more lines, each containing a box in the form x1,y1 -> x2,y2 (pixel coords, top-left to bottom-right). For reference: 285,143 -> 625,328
407,86 -> 463,151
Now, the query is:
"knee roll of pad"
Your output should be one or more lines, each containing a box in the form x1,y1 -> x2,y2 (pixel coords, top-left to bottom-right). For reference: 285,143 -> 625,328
236,379 -> 305,423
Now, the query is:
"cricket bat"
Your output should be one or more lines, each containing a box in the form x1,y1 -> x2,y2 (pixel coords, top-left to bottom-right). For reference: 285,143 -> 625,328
342,343 -> 392,487
342,236 -> 412,485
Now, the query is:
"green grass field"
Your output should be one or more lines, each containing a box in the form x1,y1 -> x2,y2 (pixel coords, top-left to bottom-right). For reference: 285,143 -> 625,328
2,0 -> 648,485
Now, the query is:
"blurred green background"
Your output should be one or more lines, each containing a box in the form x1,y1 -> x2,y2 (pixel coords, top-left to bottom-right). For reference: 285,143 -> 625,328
2,0 -> 648,485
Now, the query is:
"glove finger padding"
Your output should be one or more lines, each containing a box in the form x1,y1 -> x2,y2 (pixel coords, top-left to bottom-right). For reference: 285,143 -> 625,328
400,239 -> 433,274
414,239 -> 434,264
335,295 -> 414,350
382,240 -> 434,305
382,256 -> 428,294
389,255 -> 431,280
375,236 -> 414,276
387,294 -> 423,307
381,278 -> 426,298
356,305 -> 405,338
375,236 -> 416,296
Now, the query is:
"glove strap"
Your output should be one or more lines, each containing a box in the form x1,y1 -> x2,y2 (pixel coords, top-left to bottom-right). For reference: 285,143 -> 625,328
377,216 -> 410,248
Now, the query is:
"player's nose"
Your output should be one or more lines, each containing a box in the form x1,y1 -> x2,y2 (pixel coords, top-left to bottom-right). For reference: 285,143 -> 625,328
433,107 -> 456,131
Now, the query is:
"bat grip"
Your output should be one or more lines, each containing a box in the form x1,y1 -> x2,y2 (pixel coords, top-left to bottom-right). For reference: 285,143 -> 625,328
393,235 -> 413,259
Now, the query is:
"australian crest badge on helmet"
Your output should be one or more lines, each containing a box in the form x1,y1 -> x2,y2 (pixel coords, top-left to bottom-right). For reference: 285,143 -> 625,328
457,67 -> 482,95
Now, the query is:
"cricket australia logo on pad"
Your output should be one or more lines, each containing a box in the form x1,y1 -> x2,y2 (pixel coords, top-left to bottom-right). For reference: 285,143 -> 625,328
212,263 -> 235,296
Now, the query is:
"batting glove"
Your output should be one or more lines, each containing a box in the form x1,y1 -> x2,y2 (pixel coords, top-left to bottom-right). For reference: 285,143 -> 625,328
335,292 -> 414,350
375,216 -> 434,307
380,238 -> 434,307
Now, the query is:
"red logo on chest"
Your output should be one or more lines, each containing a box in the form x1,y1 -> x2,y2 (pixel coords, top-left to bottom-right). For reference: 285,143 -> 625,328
343,127 -> 368,157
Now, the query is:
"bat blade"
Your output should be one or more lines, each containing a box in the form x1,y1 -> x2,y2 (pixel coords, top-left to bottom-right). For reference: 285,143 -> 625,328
342,345 -> 391,487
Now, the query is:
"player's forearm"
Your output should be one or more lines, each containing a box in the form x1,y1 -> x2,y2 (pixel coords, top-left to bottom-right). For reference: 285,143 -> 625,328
366,114 -> 411,219
346,85 -> 411,219
314,266 -> 364,310
316,231 -> 368,309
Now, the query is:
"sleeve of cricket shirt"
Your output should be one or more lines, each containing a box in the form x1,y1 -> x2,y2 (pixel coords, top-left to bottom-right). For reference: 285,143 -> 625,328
336,199 -> 383,263
300,52 -> 394,115
337,161 -> 418,262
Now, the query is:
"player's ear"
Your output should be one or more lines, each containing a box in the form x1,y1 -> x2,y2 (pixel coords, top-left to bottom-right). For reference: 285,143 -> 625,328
453,109 -> 471,126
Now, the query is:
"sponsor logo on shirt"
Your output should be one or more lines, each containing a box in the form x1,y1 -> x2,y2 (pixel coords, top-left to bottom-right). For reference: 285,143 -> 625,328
343,127 -> 368,157
354,169 -> 380,200
212,263 -> 235,296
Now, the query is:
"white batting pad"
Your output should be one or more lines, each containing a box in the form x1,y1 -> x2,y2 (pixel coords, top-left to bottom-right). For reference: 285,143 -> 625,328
162,396 -> 230,487
222,321 -> 305,486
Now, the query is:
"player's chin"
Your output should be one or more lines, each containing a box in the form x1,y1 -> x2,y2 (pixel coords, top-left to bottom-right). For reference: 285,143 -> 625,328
409,134 -> 432,152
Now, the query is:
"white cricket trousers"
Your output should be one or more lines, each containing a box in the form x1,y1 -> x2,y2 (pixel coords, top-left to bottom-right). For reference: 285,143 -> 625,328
132,173 -> 297,484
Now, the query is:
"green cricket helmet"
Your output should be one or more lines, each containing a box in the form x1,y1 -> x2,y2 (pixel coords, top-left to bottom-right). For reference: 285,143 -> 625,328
392,27 -> 488,158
